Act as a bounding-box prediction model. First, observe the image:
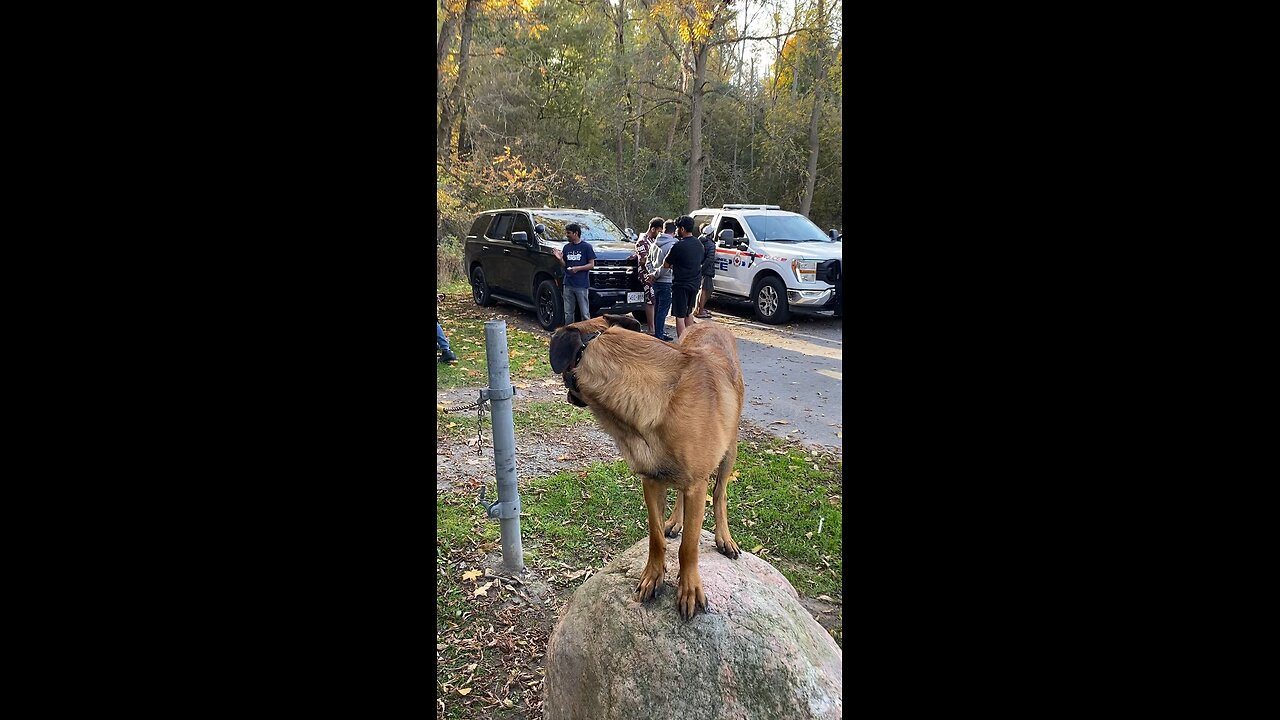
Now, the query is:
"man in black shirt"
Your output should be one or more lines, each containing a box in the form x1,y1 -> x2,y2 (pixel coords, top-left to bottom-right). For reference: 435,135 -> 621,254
666,215 -> 705,340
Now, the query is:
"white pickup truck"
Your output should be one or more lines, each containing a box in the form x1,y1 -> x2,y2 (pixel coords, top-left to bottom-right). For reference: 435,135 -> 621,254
687,204 -> 843,324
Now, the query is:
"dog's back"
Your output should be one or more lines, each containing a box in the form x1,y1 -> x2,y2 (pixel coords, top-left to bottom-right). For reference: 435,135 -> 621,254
654,323 -> 744,485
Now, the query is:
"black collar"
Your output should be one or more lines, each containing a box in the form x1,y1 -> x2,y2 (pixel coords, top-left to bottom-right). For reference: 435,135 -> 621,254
573,330 -> 604,367
563,330 -> 603,406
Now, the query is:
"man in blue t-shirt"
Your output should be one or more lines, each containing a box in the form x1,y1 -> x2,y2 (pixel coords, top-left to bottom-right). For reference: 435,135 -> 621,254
552,222 -> 596,326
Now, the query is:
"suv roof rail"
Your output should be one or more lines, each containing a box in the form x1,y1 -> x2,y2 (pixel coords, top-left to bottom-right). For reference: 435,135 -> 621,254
723,204 -> 781,210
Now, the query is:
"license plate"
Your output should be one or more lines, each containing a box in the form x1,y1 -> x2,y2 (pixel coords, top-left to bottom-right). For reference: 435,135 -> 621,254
627,292 -> 643,303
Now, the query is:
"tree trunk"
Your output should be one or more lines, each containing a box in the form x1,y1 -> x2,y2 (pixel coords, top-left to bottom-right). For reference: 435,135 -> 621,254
800,37 -> 839,217
457,94 -> 470,160
436,13 -> 459,92
610,0 -> 627,194
686,43 -> 709,213
664,45 -> 689,162
437,0 -> 480,165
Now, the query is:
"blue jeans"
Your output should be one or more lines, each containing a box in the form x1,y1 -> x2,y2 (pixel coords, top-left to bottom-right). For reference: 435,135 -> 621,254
563,285 -> 590,325
436,322 -> 452,352
652,283 -> 672,340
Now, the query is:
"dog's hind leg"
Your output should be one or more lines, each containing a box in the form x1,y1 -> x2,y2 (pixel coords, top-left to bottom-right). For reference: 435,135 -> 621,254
636,478 -> 668,602
712,438 -> 741,558
662,489 -> 684,538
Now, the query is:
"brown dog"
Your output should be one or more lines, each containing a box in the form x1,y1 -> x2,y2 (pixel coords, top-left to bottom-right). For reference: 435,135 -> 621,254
549,314 -> 744,619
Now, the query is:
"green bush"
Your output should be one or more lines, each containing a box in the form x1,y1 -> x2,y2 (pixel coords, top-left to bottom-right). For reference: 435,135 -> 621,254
437,236 -> 465,286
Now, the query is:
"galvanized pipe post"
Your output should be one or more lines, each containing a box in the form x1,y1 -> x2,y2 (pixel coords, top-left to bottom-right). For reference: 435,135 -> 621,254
481,320 -> 524,572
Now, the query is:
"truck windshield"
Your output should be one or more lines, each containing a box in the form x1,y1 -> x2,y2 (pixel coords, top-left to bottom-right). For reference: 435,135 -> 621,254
533,212 -> 626,244
743,214 -> 831,242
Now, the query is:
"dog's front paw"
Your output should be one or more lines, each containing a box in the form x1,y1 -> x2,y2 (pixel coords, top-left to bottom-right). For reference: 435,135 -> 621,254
676,571 -> 707,620
662,519 -> 683,538
635,561 -> 665,602
715,532 -> 741,559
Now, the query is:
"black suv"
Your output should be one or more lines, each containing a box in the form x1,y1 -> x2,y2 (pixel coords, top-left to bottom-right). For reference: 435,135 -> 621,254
464,208 -> 646,330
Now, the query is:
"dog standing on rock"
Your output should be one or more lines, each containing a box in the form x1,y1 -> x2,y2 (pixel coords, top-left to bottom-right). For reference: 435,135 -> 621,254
549,314 -> 745,619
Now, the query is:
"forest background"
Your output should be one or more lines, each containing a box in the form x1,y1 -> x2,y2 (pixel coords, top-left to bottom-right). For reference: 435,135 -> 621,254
436,0 -> 843,248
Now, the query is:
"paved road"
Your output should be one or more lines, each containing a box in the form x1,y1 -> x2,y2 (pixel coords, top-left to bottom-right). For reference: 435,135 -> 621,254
691,297 -> 842,451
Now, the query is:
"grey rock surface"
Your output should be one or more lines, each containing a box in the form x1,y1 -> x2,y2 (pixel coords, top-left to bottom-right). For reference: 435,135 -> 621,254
544,530 -> 841,720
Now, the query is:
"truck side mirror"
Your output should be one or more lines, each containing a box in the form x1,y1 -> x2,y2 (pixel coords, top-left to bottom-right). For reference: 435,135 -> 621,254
534,223 -> 546,236
828,228 -> 841,241
718,229 -> 736,247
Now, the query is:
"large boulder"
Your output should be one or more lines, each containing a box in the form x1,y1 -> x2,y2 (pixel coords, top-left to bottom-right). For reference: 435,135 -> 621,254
544,530 -> 841,720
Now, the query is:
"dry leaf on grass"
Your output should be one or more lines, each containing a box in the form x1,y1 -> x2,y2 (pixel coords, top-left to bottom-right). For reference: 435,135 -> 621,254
462,569 -> 483,582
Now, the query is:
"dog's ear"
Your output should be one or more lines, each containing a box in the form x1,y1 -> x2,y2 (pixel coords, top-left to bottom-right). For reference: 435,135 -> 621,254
549,328 -> 582,373
603,314 -> 644,333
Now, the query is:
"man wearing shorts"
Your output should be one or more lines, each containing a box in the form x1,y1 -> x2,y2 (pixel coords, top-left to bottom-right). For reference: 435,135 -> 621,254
666,215 -> 704,341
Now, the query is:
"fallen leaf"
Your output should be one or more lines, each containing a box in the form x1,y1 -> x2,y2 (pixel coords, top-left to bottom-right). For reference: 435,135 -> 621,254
466,663 -> 478,673
458,688 -> 471,696
503,699 -> 514,707
474,581 -> 494,597
462,569 -> 482,582
817,594 -> 834,602
751,545 -> 764,553
770,420 -> 790,425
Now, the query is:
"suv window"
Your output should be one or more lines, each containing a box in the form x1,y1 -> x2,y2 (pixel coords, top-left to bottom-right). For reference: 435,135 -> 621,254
717,216 -> 746,240
512,213 -> 533,238
468,215 -> 491,237
693,214 -> 714,235
487,214 -> 513,241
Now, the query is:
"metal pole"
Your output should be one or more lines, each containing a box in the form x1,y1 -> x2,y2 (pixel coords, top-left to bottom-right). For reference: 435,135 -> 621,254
482,320 -> 524,571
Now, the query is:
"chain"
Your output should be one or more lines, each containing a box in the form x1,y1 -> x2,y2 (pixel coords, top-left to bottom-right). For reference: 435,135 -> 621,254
438,398 -> 489,455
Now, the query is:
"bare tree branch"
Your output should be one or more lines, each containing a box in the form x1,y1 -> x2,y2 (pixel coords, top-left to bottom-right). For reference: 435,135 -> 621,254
710,28 -> 810,47
625,98 -> 679,122
636,79 -> 689,97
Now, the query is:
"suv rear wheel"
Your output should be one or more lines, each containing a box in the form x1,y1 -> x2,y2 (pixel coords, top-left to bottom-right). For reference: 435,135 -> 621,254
535,279 -> 564,331
471,266 -> 496,307
752,276 -> 792,324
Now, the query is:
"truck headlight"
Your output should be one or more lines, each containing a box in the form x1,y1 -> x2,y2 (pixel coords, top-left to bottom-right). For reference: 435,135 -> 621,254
792,258 -> 818,280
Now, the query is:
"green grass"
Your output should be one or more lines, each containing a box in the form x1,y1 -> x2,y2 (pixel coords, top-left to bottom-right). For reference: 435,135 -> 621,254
437,318 -> 554,389
437,279 -> 556,389
437,399 -> 595,438
437,438 -> 842,596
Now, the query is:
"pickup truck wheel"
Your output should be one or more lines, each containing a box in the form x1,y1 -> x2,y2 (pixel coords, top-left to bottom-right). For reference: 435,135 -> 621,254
471,266 -> 497,307
536,280 -> 564,331
752,276 -> 792,324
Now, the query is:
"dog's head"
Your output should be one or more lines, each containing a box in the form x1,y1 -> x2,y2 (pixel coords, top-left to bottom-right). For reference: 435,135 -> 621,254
548,314 -> 644,373
549,314 -> 645,406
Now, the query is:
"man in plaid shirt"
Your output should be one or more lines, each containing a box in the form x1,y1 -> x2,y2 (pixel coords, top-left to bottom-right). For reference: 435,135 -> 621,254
628,217 -> 664,334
